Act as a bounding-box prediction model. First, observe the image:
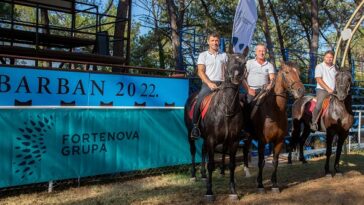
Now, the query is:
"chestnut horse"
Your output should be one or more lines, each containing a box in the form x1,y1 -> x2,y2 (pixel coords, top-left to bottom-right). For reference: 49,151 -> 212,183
184,54 -> 246,200
243,62 -> 304,192
288,71 -> 354,176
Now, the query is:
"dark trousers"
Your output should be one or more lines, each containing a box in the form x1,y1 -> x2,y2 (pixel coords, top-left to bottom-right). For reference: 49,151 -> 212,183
192,82 -> 219,125
246,88 -> 262,104
312,89 -> 329,123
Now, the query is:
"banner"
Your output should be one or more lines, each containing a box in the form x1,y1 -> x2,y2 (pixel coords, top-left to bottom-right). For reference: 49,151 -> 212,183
232,0 -> 258,53
0,108 -> 202,188
0,66 -> 189,107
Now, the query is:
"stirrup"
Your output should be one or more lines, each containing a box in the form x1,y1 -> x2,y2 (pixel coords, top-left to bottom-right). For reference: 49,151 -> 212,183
191,125 -> 201,140
310,122 -> 318,132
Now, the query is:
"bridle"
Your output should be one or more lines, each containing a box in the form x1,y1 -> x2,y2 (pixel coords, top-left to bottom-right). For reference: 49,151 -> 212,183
281,70 -> 300,95
218,83 -> 241,117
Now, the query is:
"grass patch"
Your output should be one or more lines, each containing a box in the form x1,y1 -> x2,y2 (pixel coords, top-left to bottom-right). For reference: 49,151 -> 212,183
0,153 -> 363,205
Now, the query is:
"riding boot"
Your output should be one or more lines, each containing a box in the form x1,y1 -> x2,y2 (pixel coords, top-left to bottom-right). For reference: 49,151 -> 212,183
191,99 -> 202,140
310,108 -> 319,132
190,83 -> 214,140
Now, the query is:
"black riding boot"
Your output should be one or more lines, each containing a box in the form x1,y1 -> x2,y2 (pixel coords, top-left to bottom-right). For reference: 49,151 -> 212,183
310,109 -> 319,132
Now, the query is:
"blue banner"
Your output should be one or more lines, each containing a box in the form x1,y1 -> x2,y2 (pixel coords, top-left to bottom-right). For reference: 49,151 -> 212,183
0,67 -> 189,107
0,108 -> 202,188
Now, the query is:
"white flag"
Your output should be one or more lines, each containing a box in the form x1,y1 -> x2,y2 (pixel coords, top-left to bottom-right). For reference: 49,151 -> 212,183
232,0 -> 258,54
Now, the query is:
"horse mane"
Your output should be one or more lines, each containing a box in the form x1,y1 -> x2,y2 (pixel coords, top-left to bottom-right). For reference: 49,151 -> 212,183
282,61 -> 298,69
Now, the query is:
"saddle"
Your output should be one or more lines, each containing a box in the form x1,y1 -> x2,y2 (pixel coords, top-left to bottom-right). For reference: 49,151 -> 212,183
293,96 -> 330,120
188,93 -> 216,120
304,97 -> 330,116
250,89 -> 271,119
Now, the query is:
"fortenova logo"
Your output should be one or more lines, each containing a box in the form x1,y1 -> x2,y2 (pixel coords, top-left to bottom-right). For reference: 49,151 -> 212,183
13,115 -> 54,179
61,131 -> 140,156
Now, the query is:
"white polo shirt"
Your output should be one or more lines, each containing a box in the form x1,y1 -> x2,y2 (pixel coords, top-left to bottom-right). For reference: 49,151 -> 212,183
197,51 -> 228,82
315,62 -> 337,90
246,59 -> 275,89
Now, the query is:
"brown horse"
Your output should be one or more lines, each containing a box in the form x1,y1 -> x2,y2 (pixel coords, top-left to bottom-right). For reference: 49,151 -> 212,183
184,54 -> 246,201
288,70 -> 354,176
243,62 -> 304,192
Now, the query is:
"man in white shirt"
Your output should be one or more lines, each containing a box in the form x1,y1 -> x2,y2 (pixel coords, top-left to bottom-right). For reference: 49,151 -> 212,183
310,50 -> 337,132
242,44 -> 275,103
191,32 -> 228,139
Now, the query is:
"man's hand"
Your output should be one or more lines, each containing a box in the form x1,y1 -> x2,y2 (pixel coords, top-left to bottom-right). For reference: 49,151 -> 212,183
327,88 -> 334,94
248,88 -> 256,96
265,83 -> 272,91
207,82 -> 218,91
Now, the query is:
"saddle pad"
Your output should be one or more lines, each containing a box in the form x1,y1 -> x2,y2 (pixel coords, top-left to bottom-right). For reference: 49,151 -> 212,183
188,93 -> 215,120
321,98 -> 330,115
304,97 -> 330,116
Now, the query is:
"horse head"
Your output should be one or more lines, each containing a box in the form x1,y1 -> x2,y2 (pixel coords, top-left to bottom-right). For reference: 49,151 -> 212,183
225,54 -> 247,85
334,70 -> 351,101
279,61 -> 305,99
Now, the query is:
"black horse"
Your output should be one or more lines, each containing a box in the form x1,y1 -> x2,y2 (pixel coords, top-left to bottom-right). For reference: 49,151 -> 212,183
184,54 -> 246,201
288,70 -> 354,176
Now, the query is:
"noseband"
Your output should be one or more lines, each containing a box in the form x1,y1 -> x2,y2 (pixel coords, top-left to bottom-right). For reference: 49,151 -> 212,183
281,71 -> 300,94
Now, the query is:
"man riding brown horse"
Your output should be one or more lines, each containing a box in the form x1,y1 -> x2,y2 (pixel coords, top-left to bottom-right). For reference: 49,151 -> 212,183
242,61 -> 304,192
310,50 -> 337,132
288,70 -> 353,176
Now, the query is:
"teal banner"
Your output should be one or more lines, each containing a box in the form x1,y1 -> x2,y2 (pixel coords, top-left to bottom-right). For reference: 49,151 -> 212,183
0,66 -> 189,107
0,109 -> 201,188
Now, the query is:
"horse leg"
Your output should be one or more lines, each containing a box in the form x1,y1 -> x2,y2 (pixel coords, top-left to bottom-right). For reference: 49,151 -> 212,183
299,125 -> 310,164
334,132 -> 348,175
243,138 -> 252,177
220,143 -> 227,176
271,141 -> 283,192
257,141 -> 265,192
324,132 -> 334,176
200,141 -> 207,180
228,141 -> 239,199
288,119 -> 301,164
189,137 -> 197,180
205,142 -> 215,200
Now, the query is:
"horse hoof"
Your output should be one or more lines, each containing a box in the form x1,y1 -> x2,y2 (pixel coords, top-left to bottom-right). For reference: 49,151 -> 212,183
204,195 -> 215,202
229,194 -> 239,201
335,173 -> 343,177
190,177 -> 197,182
325,174 -> 332,178
257,188 -> 265,193
244,167 -> 251,178
271,187 -> 280,193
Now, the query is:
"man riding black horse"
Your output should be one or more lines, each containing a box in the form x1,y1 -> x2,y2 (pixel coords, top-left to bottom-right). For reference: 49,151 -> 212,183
190,32 -> 228,139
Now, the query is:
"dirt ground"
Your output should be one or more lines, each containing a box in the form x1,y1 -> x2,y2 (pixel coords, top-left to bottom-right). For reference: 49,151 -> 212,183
0,152 -> 363,205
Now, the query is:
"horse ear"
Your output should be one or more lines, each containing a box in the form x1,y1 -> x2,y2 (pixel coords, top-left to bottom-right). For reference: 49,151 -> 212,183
226,53 -> 231,61
242,46 -> 249,57
280,60 -> 286,67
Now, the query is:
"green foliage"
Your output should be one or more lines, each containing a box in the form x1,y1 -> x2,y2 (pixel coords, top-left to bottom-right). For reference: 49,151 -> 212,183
0,2 -> 11,20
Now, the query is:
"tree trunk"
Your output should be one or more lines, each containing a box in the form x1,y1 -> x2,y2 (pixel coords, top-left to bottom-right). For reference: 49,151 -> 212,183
40,8 -> 51,67
310,0 -> 319,83
258,0 -> 276,67
113,0 -> 130,72
268,0 -> 286,61
151,0 -> 165,69
166,0 -> 185,70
